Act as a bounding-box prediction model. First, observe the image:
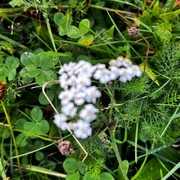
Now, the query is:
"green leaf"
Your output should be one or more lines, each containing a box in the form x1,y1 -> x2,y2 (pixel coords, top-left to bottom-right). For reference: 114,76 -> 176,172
0,77 -> 6,83
59,27 -> 67,36
54,12 -> 73,37
38,54 -> 53,70
83,171 -> 99,180
78,34 -> 94,45
16,133 -> 28,147
34,139 -> 45,148
38,120 -> 50,135
31,106 -> 43,122
38,90 -> 54,105
77,161 -> 86,175
63,158 -> 78,173
136,158 -> 167,180
100,172 -> 114,180
152,1 -> 160,17
5,56 -> 19,69
54,13 -> 65,26
20,65 -> 41,78
0,126 -> 10,139
8,69 -> 16,81
158,147 -> 180,164
35,151 -> 45,161
139,129 -> 151,142
117,160 -> 129,180
76,55 -> 91,61
44,160 -> 56,170
41,51 -> 71,57
139,11 -> 151,26
20,52 -> 36,66
35,70 -> 57,86
79,19 -> 90,35
24,120 -> 49,136
9,0 -> 24,7
66,171 -> 80,180
0,67 -> 8,78
104,26 -> 114,40
67,26 -> 81,38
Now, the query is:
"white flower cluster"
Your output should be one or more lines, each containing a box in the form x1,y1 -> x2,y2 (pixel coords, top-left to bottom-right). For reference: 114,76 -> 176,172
54,56 -> 142,139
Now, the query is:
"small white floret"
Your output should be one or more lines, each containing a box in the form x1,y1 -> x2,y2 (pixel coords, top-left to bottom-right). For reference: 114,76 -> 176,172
58,90 -> 74,105
116,56 -> 124,67
79,104 -> 98,122
74,91 -> 85,105
73,120 -> 92,139
61,102 -> 77,117
93,68 -> 112,84
54,114 -> 67,131
109,59 -> 117,66
119,67 -> 133,82
123,58 -> 132,67
132,65 -> 142,77
85,86 -> 101,103
109,65 -> 120,80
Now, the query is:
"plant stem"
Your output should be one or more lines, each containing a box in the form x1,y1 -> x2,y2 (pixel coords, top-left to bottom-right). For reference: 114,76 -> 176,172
90,4 -> 135,16
42,0 -> 57,52
1,101 -> 21,175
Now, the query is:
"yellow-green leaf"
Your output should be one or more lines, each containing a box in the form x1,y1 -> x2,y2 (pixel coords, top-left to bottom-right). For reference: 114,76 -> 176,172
78,34 -> 94,46
140,63 -> 160,86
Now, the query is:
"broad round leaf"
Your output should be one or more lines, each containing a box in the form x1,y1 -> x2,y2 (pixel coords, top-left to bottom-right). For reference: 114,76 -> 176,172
0,127 -> 10,139
78,34 -> 94,46
0,67 -> 8,78
35,151 -> 45,161
38,90 -> 54,105
63,158 -> 78,173
24,120 -> 49,136
79,19 -> 90,35
8,69 -> 16,81
140,129 -> 151,142
19,65 -> 41,78
5,56 -> 19,69
35,70 -> 57,86
16,133 -> 28,147
83,171 -> 99,180
38,54 -> 53,70
67,26 -> 81,38
54,13 -> 65,26
20,52 -> 36,66
59,27 -> 67,36
15,118 -> 27,130
100,172 -> 114,180
66,171 -> 80,180
31,106 -> 43,122
77,161 -> 86,175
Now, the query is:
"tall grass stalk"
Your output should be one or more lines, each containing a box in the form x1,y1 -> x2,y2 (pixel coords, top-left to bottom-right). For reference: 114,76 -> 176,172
1,101 -> 21,175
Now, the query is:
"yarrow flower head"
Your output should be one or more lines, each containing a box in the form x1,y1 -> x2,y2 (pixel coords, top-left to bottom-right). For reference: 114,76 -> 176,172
109,56 -> 142,83
54,56 -> 142,139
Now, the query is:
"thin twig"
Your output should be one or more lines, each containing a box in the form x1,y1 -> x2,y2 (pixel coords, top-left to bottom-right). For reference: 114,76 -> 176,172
139,34 -> 150,71
42,80 -> 88,162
